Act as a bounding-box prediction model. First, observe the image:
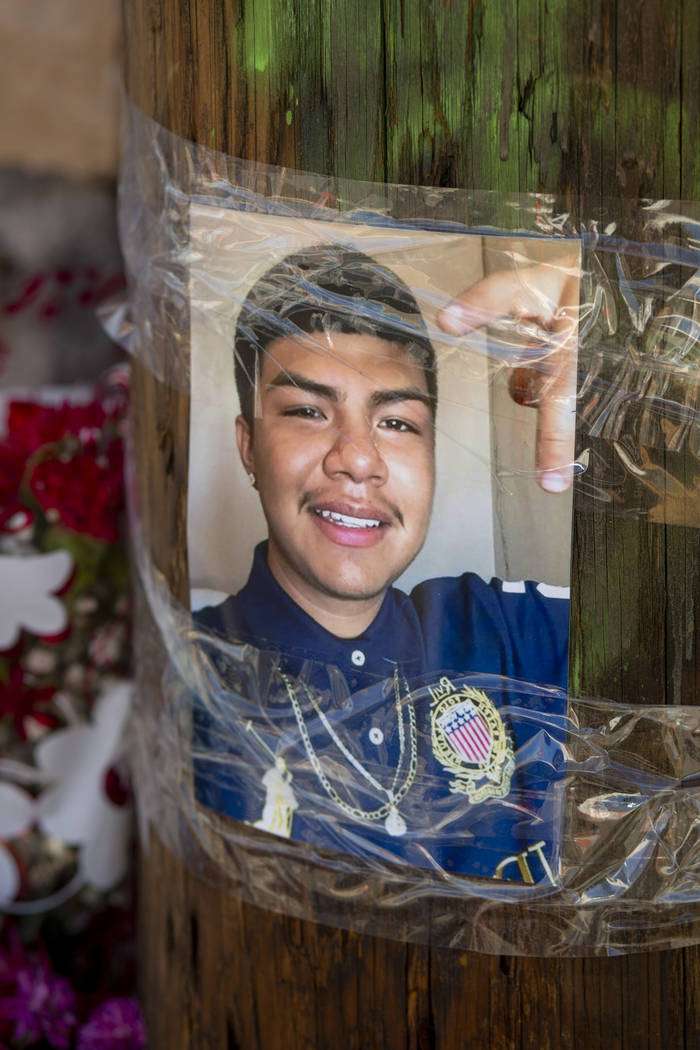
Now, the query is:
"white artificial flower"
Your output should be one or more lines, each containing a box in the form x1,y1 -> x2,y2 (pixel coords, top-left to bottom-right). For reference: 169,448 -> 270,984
87,621 -> 127,669
0,847 -> 20,905
0,783 -> 36,904
24,647 -> 58,675
64,663 -> 87,690
0,550 -> 73,649
74,595 -> 99,615
35,680 -> 133,892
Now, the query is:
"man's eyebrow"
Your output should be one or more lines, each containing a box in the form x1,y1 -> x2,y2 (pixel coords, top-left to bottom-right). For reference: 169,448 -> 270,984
266,371 -> 340,401
265,371 -> 433,411
370,388 -> 434,411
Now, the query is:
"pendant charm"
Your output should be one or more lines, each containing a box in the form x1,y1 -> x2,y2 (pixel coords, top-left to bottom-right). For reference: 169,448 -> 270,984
384,806 -> 407,837
252,758 -> 298,838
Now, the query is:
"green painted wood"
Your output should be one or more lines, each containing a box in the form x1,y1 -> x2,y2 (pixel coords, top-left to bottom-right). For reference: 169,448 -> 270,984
123,2 -> 700,1047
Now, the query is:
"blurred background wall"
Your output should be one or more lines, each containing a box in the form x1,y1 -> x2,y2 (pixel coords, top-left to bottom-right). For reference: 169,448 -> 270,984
0,0 -> 121,178
0,0 -> 124,389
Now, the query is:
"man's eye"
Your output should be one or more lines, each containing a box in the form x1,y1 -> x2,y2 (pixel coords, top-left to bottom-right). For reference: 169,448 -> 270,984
283,406 -> 325,420
380,417 -> 420,434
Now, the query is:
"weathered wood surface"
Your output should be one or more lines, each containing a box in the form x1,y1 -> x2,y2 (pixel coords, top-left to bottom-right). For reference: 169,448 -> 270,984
123,1 -> 700,1047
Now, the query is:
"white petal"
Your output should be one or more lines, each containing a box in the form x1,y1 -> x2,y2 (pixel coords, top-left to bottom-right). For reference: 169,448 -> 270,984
35,680 -> 133,844
36,725 -> 93,778
37,784 -> 102,845
36,727 -> 101,841
0,617 -> 20,650
0,783 -> 35,837
19,594 -> 69,637
0,550 -> 73,647
28,550 -> 73,591
79,804 -> 132,891
0,845 -> 20,904
93,680 -> 133,738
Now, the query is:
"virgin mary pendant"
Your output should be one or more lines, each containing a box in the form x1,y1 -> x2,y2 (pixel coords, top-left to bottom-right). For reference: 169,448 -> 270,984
384,807 -> 407,837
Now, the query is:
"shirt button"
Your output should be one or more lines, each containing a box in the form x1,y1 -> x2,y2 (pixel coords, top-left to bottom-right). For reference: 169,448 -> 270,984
369,727 -> 384,745
351,649 -> 365,667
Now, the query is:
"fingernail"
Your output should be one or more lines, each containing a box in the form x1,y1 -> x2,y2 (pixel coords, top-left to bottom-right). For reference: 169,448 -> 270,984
439,303 -> 468,334
539,468 -> 572,493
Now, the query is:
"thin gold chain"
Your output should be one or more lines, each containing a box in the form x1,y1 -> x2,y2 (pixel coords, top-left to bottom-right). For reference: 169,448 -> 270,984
280,669 -> 417,823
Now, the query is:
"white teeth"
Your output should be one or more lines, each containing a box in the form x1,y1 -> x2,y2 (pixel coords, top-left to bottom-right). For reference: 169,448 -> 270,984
316,509 -> 382,528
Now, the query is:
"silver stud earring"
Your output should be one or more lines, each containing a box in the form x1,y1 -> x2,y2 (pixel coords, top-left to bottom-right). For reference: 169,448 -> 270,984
248,472 -> 256,487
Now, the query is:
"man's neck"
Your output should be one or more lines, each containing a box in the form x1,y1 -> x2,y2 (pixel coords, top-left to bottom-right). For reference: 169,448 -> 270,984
266,553 -> 385,639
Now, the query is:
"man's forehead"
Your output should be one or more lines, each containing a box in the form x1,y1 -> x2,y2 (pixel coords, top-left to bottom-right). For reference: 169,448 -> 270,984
258,332 -> 429,388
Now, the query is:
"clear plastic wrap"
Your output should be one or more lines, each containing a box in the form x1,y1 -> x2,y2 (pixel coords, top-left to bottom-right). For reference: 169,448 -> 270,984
120,103 -> 700,956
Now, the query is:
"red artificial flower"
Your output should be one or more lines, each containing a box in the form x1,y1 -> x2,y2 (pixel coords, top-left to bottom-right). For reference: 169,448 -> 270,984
0,377 -> 129,541
0,507 -> 34,535
0,443 -> 26,519
3,274 -> 45,317
6,401 -> 108,457
28,443 -> 125,544
103,765 -> 131,808
0,665 -> 57,740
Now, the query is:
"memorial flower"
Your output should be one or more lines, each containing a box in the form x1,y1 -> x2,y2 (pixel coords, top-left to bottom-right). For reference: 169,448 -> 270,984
0,924 -> 146,1050
88,622 -> 128,670
0,783 -> 35,905
0,366 -> 141,1045
0,665 -> 58,739
0,446 -> 26,529
29,445 -> 124,545
35,681 -> 133,892
0,550 -> 73,651
0,371 -> 133,918
0,959 -> 77,1049
76,998 -> 147,1050
5,401 -> 109,455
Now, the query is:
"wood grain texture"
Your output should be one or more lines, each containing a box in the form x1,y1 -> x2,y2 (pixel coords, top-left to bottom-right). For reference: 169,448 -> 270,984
123,1 -> 700,1046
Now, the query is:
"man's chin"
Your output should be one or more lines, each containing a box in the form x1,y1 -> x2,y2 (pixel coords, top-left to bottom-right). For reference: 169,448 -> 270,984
269,543 -> 415,607
319,584 -> 389,604
312,567 -> 402,604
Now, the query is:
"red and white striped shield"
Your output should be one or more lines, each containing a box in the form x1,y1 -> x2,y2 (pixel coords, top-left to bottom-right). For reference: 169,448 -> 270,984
437,698 -> 493,765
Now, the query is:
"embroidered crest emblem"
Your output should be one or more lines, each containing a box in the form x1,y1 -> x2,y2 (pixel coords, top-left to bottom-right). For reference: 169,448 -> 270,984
429,677 -> 515,801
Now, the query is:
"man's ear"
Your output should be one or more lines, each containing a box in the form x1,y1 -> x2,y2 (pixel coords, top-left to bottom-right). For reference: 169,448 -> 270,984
235,415 -> 254,474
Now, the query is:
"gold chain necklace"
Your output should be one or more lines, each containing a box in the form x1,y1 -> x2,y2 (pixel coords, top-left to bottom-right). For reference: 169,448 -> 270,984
280,669 -> 417,837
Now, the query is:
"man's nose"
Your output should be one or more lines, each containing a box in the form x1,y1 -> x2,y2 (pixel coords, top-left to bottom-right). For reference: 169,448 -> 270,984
322,418 -> 388,484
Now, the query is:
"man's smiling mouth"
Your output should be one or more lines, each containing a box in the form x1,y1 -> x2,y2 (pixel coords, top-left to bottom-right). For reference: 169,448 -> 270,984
313,509 -> 383,529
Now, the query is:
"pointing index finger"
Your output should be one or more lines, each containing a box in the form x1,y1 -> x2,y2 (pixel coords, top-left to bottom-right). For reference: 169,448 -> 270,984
437,259 -> 580,493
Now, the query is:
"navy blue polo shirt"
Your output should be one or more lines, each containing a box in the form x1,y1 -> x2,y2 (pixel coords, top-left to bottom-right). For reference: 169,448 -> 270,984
193,543 -> 570,884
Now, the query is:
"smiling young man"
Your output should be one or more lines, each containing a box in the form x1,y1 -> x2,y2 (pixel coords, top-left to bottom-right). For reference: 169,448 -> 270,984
235,326 -> 436,640
193,246 -> 571,883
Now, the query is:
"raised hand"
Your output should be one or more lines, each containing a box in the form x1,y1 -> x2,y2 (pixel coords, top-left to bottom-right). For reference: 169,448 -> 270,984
438,258 -> 580,493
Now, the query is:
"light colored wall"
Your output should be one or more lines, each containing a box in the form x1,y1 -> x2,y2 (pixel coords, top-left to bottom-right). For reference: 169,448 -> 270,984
0,0 -> 121,177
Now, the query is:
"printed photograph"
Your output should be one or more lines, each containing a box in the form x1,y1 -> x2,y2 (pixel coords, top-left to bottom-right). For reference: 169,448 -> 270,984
186,205 -> 581,883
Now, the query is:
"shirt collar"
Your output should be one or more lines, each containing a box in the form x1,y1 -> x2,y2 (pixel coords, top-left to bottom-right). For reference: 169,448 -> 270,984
233,543 -> 426,681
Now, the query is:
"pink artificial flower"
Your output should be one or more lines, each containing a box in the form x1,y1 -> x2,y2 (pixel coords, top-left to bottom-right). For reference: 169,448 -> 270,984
76,998 -> 147,1050
0,926 -> 25,993
0,959 -> 77,1049
88,621 -> 128,669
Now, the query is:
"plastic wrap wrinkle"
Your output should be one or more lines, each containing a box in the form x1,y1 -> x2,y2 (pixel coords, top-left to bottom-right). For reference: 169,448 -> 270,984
121,101 -> 700,955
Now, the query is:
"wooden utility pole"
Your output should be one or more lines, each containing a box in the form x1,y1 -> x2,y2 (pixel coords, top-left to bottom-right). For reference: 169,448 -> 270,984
123,2 -> 700,1046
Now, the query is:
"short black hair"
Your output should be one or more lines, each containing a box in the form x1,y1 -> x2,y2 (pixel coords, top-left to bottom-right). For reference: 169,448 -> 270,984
233,245 -> 437,426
